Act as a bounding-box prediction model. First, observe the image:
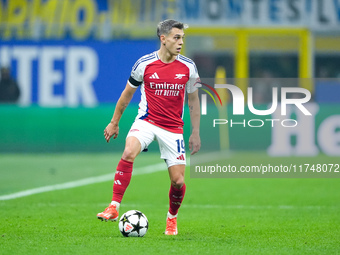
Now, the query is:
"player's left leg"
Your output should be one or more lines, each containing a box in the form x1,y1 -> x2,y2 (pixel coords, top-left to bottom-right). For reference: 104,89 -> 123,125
165,164 -> 186,235
152,125 -> 187,235
168,164 -> 186,210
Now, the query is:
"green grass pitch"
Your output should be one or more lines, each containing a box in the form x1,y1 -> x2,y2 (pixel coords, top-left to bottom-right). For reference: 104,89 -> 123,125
0,152 -> 339,254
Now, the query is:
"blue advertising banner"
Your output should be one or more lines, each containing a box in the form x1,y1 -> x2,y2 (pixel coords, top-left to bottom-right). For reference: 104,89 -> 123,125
315,81 -> 340,103
0,39 -> 158,106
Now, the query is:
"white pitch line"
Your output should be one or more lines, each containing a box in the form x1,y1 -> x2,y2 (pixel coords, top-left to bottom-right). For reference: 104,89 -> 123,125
0,162 -> 166,201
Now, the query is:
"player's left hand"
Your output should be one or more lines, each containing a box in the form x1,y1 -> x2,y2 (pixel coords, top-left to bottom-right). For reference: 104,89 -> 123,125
189,133 -> 201,155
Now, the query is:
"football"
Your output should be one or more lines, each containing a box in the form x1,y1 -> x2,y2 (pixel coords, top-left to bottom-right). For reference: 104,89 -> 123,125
118,210 -> 149,237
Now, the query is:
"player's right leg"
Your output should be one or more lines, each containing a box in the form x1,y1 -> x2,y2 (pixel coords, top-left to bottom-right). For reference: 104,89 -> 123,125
97,136 -> 141,222
97,120 -> 154,222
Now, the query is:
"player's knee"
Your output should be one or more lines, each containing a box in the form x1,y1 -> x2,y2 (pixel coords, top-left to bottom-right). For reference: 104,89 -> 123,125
122,147 -> 138,162
171,176 -> 184,189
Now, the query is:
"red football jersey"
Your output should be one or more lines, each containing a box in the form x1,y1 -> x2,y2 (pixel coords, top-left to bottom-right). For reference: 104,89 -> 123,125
128,51 -> 199,134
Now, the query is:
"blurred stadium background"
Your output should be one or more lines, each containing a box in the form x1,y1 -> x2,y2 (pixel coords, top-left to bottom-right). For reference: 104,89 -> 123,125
0,0 -> 339,155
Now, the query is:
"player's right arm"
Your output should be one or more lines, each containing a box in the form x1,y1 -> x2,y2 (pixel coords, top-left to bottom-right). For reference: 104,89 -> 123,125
104,82 -> 137,142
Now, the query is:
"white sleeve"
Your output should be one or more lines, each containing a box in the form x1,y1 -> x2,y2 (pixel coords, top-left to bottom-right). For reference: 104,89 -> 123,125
128,59 -> 145,88
186,63 -> 200,93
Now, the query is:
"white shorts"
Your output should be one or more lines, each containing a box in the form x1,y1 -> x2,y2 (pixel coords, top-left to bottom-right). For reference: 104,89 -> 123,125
126,119 -> 186,168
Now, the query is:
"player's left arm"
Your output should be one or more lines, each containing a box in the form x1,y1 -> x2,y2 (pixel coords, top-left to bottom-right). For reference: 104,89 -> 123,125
187,90 -> 201,155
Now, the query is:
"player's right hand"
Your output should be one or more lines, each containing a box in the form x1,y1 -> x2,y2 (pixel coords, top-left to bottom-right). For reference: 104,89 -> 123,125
104,123 -> 119,142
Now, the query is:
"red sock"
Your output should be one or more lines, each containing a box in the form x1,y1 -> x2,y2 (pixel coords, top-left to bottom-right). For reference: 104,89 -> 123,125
112,159 -> 133,203
169,183 -> 186,216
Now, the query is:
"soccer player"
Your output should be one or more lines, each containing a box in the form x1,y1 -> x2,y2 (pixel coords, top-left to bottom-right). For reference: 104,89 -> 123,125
97,19 -> 201,235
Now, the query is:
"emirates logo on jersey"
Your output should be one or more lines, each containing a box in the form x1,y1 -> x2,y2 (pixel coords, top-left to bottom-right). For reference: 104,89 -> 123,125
149,82 -> 185,90
149,82 -> 185,97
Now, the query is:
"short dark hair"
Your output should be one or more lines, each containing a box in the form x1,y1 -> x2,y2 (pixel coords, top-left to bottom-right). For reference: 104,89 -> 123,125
156,19 -> 188,39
